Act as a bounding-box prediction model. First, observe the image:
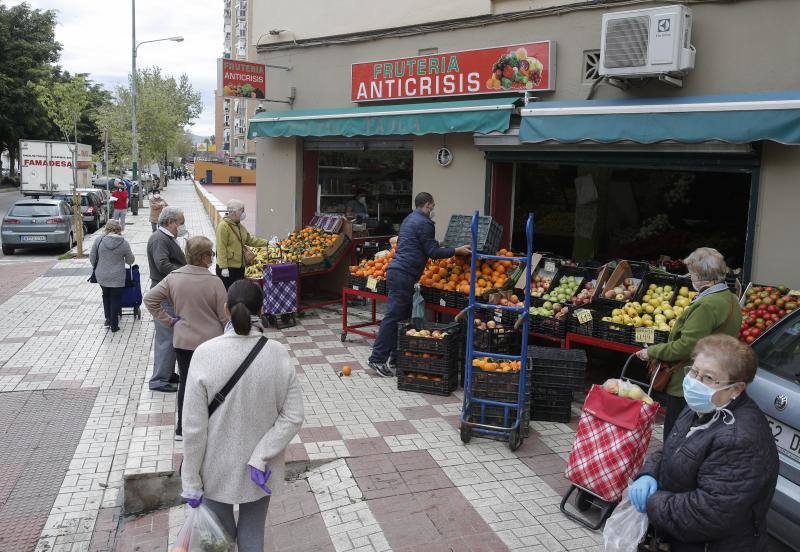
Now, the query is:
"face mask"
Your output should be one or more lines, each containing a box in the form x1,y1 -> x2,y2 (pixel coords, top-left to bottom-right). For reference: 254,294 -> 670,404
692,280 -> 704,292
429,209 -> 436,220
177,224 -> 188,237
682,375 -> 738,436
239,211 -> 247,221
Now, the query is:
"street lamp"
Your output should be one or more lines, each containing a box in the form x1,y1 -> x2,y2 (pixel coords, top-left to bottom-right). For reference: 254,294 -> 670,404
131,0 -> 183,212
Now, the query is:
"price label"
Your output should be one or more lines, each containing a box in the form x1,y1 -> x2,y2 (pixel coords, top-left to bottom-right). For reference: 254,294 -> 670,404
575,309 -> 593,324
544,261 -> 556,273
789,290 -> 800,297
635,326 -> 655,344
494,311 -> 503,323
366,277 -> 378,292
353,285 -> 360,291
440,298 -> 447,307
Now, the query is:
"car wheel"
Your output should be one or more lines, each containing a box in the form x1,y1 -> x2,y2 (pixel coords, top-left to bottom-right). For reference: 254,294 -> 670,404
2,244 -> 14,255
65,233 -> 74,252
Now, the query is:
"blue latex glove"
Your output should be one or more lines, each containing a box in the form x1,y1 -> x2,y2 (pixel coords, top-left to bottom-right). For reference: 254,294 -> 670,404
170,316 -> 182,327
249,465 -> 272,494
181,489 -> 203,508
629,476 -> 658,513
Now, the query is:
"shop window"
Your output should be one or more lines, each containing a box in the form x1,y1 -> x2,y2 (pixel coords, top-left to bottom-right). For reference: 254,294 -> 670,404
316,150 -> 413,233
511,162 -> 752,272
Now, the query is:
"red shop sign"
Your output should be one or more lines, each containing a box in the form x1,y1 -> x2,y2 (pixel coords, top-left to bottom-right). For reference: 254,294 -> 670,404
218,58 -> 266,99
351,41 -> 554,102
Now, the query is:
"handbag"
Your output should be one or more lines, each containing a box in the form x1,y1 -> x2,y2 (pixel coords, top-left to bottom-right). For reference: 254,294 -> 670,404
88,237 -> 103,283
647,295 -> 737,392
230,220 -> 256,267
208,336 -> 268,416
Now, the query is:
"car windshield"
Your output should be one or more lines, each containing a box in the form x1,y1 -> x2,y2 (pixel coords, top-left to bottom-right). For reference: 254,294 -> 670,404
753,311 -> 800,385
54,195 -> 89,206
9,204 -> 60,217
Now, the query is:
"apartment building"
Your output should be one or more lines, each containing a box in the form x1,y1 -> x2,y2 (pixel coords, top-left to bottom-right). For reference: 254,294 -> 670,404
214,0 -> 257,169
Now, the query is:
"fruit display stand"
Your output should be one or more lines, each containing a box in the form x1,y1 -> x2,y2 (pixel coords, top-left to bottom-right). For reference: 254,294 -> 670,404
397,323 -> 461,396
739,283 -> 799,343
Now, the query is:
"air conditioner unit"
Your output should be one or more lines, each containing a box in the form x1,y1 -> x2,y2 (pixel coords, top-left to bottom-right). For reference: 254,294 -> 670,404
600,5 -> 695,78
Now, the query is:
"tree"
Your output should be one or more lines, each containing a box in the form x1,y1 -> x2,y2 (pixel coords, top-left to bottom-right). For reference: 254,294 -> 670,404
33,74 -> 90,257
0,2 -> 62,175
95,66 -> 202,173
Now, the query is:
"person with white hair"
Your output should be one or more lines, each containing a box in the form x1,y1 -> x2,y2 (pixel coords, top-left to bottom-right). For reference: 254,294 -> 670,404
636,247 -> 741,438
89,219 -> 135,333
145,206 -> 187,392
215,199 -> 269,289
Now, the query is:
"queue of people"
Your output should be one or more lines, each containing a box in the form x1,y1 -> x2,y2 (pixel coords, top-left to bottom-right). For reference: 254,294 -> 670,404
84,186 -> 782,551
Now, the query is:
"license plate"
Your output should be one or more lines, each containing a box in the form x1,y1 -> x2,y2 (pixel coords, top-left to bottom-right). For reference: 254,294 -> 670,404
21,235 -> 46,242
767,415 -> 800,463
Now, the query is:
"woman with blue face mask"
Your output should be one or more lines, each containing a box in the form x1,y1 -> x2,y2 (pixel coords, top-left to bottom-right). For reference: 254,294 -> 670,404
635,247 -> 742,438
629,335 -> 778,552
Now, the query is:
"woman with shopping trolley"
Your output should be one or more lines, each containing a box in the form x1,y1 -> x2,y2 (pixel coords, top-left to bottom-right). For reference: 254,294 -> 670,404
629,334 -> 778,551
635,247 -> 741,438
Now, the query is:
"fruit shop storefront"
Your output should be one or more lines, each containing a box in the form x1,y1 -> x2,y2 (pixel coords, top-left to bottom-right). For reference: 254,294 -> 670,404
478,91 -> 800,289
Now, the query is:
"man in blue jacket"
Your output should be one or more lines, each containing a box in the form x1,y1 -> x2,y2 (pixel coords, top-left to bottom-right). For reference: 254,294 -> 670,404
368,192 -> 470,377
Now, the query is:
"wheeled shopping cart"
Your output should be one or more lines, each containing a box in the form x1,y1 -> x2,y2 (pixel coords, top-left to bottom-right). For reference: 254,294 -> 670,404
120,264 -> 142,319
560,354 -> 661,529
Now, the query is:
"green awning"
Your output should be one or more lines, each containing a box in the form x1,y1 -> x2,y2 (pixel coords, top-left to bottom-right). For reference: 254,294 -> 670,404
248,97 -> 517,139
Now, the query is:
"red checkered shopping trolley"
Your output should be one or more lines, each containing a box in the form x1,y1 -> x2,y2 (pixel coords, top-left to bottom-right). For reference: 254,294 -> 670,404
560,355 -> 661,529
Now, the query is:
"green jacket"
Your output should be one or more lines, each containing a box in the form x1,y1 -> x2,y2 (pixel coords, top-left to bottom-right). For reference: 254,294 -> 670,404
647,289 -> 742,396
215,217 -> 269,269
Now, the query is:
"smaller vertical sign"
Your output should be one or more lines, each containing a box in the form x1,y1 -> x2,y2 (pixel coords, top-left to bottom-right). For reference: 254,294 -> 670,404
218,58 -> 266,99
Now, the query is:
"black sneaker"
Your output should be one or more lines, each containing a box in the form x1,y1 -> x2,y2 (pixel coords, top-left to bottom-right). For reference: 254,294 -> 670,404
104,319 -> 110,327
169,373 -> 180,384
369,361 -> 396,378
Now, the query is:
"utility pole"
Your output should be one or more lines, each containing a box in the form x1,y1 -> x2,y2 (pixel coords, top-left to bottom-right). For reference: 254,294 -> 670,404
131,0 -> 139,216
72,114 -> 84,257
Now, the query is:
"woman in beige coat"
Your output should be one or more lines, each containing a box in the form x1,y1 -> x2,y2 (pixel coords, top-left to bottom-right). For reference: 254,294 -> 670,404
181,280 -> 303,552
144,236 -> 228,438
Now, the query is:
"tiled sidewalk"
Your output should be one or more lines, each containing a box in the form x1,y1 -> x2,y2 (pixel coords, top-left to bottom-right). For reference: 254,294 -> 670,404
0,179 -> 664,552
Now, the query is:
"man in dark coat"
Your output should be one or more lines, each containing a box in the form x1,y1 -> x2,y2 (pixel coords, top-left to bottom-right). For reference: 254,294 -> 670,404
367,192 -> 470,377
146,206 -> 187,392
630,335 -> 778,551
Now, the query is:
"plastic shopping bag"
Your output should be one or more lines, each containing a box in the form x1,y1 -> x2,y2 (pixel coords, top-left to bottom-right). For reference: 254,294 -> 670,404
411,284 -> 425,326
602,495 -> 649,552
171,503 -> 233,552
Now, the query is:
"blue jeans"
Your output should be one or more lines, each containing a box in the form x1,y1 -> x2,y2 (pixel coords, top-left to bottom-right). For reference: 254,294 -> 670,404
369,269 -> 416,364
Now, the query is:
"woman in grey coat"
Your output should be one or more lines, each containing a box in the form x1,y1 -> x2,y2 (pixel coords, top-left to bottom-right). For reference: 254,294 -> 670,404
90,220 -> 135,332
181,280 -> 303,552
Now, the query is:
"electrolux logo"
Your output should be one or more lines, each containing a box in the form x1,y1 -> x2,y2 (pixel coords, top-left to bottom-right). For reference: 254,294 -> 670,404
657,18 -> 671,33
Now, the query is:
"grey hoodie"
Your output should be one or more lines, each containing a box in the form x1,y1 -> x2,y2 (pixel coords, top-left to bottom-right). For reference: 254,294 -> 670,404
90,233 -> 135,288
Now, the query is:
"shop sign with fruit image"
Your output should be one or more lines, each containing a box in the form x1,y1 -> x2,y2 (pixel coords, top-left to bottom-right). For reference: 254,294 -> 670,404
219,58 -> 266,99
351,41 -> 553,102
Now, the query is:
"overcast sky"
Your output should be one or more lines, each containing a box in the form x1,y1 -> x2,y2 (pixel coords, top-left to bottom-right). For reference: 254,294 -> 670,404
6,0 -> 220,137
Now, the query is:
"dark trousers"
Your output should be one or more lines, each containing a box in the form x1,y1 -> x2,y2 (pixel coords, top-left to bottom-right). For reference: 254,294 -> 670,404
175,348 -> 194,435
101,286 -> 123,331
663,393 -> 688,441
369,269 -> 416,364
216,265 -> 245,290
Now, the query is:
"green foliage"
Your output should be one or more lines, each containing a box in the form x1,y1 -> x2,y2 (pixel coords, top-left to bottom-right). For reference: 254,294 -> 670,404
32,75 -> 90,142
96,67 -> 202,170
0,2 -> 62,173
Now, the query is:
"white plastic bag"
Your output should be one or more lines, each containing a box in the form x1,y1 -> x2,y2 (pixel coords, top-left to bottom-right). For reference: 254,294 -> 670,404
603,495 -> 649,552
171,503 -> 233,552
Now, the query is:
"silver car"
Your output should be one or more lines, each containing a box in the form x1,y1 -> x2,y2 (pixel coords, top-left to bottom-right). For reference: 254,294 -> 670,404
749,309 -> 800,549
1,198 -> 75,254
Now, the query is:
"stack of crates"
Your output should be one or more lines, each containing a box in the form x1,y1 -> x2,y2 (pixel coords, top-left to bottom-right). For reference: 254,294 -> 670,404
397,322 -> 461,396
468,364 -> 532,436
527,346 -> 588,423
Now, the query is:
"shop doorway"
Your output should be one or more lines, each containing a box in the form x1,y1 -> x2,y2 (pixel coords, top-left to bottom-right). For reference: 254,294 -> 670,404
509,162 -> 753,274
314,150 -> 413,234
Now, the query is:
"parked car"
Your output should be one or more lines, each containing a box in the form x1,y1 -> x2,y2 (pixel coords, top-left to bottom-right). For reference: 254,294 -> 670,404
82,188 -> 112,220
50,190 -> 106,232
1,198 -> 75,254
749,308 -> 800,549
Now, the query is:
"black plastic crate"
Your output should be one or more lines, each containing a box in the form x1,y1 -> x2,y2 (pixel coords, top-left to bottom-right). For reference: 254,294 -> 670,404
377,279 -> 387,295
398,369 -> 458,396
468,403 -> 531,436
541,266 -> 591,303
348,274 -> 367,290
531,387 -> 574,423
567,307 -> 601,337
473,326 -> 520,355
527,347 -> 587,392
397,351 -> 458,375
634,272 -> 679,305
443,214 -> 503,254
595,317 -> 633,345
420,285 -> 444,305
398,321 -> 461,355
447,290 -> 469,310
630,326 -> 670,347
594,261 -> 651,310
469,364 -> 532,401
